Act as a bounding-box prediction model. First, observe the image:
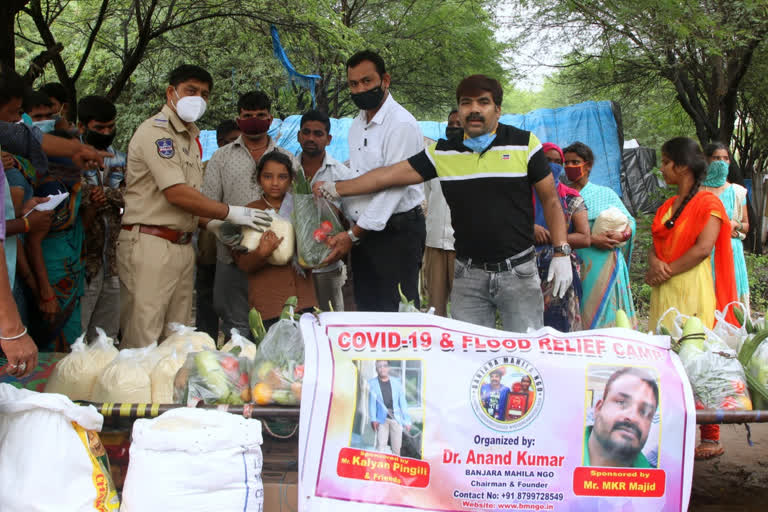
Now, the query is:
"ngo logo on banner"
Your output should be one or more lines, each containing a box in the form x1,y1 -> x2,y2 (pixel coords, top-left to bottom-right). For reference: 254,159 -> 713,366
470,356 -> 544,431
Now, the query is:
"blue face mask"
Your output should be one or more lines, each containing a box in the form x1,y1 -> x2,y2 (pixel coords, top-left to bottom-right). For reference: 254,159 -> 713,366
549,162 -> 565,184
463,132 -> 496,153
32,119 -> 56,134
703,160 -> 729,187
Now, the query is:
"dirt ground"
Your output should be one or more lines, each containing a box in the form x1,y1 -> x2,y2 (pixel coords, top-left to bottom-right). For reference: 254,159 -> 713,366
689,423 -> 768,511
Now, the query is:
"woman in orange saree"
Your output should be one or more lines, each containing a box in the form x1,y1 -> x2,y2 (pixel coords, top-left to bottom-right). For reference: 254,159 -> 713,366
646,137 -> 738,460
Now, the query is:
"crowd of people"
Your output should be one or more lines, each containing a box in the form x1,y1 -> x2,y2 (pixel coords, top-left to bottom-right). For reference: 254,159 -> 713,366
0,51 -> 752,460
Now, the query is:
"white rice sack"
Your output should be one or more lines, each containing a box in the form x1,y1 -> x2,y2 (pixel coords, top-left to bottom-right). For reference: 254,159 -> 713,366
0,384 -> 120,511
45,330 -> 118,401
220,329 -> 258,360
157,323 -> 216,359
92,348 -> 152,403
121,408 -> 262,511
592,206 -> 630,247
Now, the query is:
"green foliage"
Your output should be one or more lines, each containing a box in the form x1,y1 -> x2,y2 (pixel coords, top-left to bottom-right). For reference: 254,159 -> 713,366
497,67 -> 696,155
745,252 -> 768,315
523,0 -> 768,145
11,0 -> 509,149
629,214 -> 654,330
501,81 -> 569,115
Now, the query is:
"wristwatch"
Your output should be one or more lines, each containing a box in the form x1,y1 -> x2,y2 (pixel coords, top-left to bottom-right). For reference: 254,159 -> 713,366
553,243 -> 572,256
347,228 -> 361,245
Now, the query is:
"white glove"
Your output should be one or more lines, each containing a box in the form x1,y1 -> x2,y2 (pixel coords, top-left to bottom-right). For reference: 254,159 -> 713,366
547,255 -> 573,299
318,181 -> 340,202
225,205 -> 272,231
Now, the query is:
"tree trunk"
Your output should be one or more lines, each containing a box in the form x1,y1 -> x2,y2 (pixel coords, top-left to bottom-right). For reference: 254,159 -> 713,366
0,1 -> 28,72
314,76 -> 329,115
27,0 -> 78,121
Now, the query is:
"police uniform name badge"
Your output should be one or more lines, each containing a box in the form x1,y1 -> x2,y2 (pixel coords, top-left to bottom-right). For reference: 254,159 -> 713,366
156,138 -> 174,159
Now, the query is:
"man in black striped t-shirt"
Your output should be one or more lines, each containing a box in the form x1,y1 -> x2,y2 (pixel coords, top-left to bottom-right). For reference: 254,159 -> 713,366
314,75 -> 572,331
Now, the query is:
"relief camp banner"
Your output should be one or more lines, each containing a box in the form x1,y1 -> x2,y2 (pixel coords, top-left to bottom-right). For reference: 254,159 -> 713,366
298,313 -> 696,512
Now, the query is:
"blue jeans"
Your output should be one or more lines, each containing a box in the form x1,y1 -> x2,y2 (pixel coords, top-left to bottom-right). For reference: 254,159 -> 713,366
450,253 -> 544,332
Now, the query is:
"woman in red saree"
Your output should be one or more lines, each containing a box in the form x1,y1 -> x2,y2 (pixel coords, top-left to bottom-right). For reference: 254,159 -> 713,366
646,137 -> 737,460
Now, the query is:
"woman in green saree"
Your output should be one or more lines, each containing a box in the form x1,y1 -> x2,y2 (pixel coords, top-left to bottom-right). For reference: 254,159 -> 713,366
27,156 -> 97,351
562,142 -> 638,329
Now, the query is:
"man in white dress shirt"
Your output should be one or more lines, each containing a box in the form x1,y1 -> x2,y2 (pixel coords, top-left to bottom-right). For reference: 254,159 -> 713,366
323,50 -> 426,312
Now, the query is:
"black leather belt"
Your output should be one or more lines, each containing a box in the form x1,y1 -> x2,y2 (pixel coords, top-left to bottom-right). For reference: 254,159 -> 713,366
458,247 -> 535,273
383,205 -> 423,230
390,205 -> 422,220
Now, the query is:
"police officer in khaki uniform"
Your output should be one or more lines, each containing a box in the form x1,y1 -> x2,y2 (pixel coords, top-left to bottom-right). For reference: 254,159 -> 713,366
118,65 -> 270,348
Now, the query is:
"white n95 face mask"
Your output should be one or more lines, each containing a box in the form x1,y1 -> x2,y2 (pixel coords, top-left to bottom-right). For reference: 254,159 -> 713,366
173,90 -> 207,123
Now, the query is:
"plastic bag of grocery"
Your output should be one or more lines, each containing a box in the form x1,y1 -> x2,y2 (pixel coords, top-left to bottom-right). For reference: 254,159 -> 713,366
173,349 -> 252,406
250,318 -> 304,407
0,384 -> 119,511
139,343 -> 164,374
218,213 -> 295,265
712,302 -> 749,351
121,407 -> 262,511
220,328 -> 258,360
157,323 -> 216,358
397,283 -> 435,313
678,327 -> 752,410
45,329 -> 119,400
738,325 -> 768,410
745,340 -> 768,409
150,347 -> 190,404
654,307 -> 687,337
92,347 -> 153,403
292,169 -> 344,268
591,206 -> 630,247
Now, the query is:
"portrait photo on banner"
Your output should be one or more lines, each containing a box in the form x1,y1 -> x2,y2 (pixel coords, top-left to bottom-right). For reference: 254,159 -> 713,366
583,364 -> 661,469
349,359 -> 425,460
476,364 -> 538,424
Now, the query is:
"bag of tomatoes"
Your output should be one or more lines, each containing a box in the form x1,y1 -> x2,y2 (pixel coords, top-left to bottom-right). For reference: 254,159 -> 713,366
173,349 -> 253,406
291,168 -> 344,268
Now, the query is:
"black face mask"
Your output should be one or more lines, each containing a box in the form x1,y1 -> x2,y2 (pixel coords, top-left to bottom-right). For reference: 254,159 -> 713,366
350,86 -> 386,111
85,129 -> 116,150
445,126 -> 464,140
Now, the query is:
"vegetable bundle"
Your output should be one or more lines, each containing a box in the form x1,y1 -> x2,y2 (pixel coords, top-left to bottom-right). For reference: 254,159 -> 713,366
249,298 -> 305,406
173,350 -> 252,406
677,316 -> 752,410
737,316 -> 768,410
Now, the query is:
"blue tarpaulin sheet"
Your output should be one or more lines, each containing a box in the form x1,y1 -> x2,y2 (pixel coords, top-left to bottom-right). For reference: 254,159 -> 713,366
199,100 -> 623,194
